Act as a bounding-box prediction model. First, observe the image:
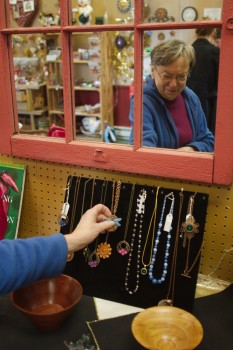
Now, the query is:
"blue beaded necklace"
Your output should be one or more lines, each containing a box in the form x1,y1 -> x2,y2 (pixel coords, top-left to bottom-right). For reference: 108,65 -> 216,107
148,192 -> 175,285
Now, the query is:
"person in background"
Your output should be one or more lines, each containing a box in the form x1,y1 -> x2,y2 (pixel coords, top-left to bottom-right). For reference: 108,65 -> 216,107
0,204 -> 115,295
129,39 -> 214,152
187,25 -> 220,135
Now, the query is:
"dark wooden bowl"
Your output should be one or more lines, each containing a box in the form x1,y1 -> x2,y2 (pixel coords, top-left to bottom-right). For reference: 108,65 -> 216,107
11,274 -> 83,332
132,305 -> 203,350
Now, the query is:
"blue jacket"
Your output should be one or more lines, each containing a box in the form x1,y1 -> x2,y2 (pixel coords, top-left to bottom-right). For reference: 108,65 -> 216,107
0,234 -> 68,295
129,76 -> 214,152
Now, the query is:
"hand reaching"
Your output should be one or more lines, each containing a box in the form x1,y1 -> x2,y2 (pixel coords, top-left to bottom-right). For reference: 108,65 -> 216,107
65,204 -> 115,253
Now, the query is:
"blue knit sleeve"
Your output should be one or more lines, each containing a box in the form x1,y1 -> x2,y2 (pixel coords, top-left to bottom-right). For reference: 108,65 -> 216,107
0,234 -> 68,295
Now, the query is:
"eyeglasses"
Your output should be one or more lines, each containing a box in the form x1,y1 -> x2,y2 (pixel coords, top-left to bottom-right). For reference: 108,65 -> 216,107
155,67 -> 189,83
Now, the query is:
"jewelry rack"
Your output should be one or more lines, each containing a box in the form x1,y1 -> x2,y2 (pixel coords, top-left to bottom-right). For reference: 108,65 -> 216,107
61,175 -> 209,312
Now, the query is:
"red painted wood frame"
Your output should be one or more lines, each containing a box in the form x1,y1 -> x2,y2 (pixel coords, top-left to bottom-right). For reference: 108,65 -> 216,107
0,0 -> 232,185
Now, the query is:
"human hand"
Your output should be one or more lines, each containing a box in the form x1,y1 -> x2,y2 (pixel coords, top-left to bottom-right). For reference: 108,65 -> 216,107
65,204 -> 115,253
177,146 -> 196,151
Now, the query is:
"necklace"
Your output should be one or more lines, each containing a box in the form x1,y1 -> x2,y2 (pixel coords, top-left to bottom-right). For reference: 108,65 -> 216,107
182,242 -> 203,278
148,192 -> 175,285
117,184 -> 135,256
67,176 -> 81,261
96,181 -> 121,259
141,186 -> 160,275
107,180 -> 122,232
158,189 -> 184,305
88,180 -> 108,268
181,193 -> 199,248
125,189 -> 147,295
58,176 -> 73,227
81,178 -> 96,261
181,193 -> 202,278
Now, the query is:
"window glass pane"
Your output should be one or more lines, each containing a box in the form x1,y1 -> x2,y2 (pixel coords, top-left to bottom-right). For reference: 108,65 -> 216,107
13,33 -> 63,136
134,28 -> 220,151
71,0 -> 134,26
72,31 -> 133,144
143,0 -> 222,23
7,0 -> 60,28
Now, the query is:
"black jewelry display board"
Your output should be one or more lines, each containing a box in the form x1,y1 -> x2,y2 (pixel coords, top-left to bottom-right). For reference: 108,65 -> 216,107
61,176 -> 209,312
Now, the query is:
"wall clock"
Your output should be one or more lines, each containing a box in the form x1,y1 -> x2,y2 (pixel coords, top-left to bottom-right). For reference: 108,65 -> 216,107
181,6 -> 198,22
117,0 -> 131,13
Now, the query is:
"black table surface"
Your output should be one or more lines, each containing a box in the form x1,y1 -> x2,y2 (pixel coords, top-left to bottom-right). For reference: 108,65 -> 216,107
1,284 -> 232,350
0,294 -> 97,350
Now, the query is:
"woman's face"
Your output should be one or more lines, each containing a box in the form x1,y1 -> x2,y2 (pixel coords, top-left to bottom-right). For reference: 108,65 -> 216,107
151,56 -> 189,100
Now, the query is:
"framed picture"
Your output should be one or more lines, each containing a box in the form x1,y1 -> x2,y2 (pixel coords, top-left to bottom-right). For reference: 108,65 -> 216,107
23,0 -> 35,13
0,162 -> 26,240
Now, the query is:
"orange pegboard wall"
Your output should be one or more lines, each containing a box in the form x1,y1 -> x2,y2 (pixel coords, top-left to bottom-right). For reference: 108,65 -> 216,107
0,154 -> 232,283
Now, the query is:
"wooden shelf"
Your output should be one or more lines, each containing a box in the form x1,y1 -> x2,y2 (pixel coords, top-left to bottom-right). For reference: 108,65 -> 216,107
16,82 -> 47,90
18,108 -> 48,115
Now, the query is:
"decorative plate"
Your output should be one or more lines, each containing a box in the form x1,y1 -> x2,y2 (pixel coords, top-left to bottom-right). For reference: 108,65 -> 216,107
117,0 -> 131,13
181,6 -> 198,22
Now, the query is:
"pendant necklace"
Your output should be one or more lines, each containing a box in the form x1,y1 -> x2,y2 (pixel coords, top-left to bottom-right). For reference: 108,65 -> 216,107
88,180 -> 108,267
158,189 -> 184,306
181,193 -> 202,278
81,178 -> 96,261
57,176 -> 73,227
96,181 -> 122,259
181,192 -> 199,248
117,183 -> 135,256
67,176 -> 81,261
125,189 -> 147,294
141,186 -> 160,275
148,192 -> 175,285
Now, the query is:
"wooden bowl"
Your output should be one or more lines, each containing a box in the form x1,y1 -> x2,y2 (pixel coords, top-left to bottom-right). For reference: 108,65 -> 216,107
11,274 -> 83,332
132,306 -> 203,350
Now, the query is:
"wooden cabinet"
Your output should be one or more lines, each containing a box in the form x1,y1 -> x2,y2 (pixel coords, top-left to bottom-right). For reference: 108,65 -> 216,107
46,32 -> 113,140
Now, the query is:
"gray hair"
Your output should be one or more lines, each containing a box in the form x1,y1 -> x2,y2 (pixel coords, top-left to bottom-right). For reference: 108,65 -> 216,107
150,39 -> 196,71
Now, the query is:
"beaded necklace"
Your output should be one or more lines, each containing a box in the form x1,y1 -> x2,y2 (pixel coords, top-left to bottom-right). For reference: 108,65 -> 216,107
148,192 -> 175,285
125,189 -> 147,295
158,189 -> 184,305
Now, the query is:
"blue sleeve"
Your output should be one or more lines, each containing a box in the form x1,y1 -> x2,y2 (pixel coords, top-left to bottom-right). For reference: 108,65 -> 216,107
129,95 -> 159,147
0,234 -> 68,295
185,91 -> 215,152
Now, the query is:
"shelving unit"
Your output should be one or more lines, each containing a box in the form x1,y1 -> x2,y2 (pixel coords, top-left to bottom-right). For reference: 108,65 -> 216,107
46,32 -> 113,140
16,82 -> 48,131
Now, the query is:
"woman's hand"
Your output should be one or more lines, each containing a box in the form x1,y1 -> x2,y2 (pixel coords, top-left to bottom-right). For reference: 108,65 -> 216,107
65,204 -> 115,252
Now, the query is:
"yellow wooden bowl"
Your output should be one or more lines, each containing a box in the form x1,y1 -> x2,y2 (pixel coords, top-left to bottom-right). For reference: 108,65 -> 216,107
131,306 -> 203,350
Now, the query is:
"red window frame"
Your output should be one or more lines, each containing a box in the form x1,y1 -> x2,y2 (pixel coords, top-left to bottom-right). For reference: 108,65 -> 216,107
0,0 -> 232,185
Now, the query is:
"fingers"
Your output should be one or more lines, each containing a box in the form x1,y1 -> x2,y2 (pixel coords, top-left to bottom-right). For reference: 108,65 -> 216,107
92,203 -> 112,217
97,220 -> 115,233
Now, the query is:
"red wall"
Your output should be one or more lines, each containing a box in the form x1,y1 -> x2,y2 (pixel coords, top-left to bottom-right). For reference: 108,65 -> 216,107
113,85 -> 131,127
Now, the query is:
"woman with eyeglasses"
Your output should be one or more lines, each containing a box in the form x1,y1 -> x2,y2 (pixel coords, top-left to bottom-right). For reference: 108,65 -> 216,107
129,39 -> 214,152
